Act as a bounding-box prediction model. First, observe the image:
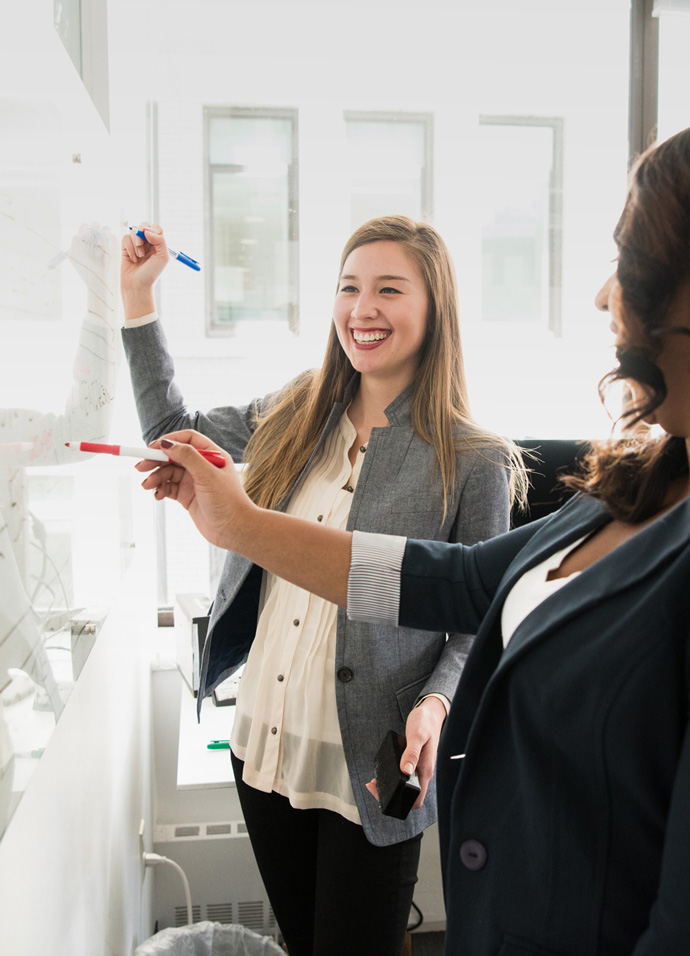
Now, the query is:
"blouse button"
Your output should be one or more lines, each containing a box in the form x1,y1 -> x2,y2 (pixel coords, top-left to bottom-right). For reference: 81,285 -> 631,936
346,485 -> 354,493
271,727 -> 278,735
277,674 -> 284,682
293,619 -> 300,627
317,514 -> 323,522
360,445 -> 367,453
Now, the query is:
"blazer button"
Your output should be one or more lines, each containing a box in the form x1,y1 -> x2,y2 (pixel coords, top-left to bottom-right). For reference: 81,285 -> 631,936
337,667 -> 354,683
460,840 -> 487,871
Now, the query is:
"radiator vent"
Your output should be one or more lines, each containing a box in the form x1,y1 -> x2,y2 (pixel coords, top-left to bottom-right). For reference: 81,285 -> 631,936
207,903 -> 233,922
238,901 -> 276,932
174,904 -> 202,927
171,901 -> 275,932
155,821 -> 248,842
174,825 -> 201,838
206,823 -> 233,836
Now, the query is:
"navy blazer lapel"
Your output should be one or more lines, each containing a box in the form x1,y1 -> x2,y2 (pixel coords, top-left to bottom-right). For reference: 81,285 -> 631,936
497,494 -> 690,672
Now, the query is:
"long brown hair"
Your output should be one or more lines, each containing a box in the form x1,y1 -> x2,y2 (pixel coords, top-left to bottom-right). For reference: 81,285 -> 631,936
563,127 -> 690,521
242,215 -> 525,514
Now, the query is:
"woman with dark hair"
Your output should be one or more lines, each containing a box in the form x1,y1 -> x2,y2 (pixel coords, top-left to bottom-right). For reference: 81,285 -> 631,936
121,215 -> 523,956
137,126 -> 690,955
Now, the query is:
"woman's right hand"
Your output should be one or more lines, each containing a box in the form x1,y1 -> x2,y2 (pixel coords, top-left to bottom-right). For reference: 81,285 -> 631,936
137,429 -> 353,608
121,222 -> 170,319
136,430 -> 257,552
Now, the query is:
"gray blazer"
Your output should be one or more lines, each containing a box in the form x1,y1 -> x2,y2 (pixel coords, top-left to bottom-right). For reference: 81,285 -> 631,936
122,320 -> 510,845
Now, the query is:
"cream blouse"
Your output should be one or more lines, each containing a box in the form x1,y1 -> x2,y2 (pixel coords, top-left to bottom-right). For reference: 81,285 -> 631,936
231,411 -> 364,823
500,535 -> 587,646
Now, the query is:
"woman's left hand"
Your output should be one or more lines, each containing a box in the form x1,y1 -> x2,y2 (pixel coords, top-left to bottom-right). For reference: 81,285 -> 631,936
366,695 -> 447,810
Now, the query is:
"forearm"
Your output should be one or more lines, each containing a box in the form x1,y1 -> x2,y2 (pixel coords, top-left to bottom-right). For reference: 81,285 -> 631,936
229,505 -> 352,607
122,288 -> 156,321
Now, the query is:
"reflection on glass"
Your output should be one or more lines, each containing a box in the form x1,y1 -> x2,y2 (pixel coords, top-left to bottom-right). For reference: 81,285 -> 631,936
53,0 -> 83,76
207,110 -> 298,330
0,223 -> 125,839
345,114 -> 432,230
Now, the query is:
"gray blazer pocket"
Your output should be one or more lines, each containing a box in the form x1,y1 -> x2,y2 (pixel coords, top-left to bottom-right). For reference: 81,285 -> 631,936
395,674 -> 432,723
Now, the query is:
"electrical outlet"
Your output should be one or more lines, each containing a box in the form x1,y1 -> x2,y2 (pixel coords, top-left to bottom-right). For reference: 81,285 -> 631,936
139,819 -> 146,879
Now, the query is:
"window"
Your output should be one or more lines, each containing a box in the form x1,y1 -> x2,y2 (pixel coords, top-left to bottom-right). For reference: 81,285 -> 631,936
344,112 -> 432,230
205,107 -> 299,333
656,1 -> 690,140
477,117 -> 564,333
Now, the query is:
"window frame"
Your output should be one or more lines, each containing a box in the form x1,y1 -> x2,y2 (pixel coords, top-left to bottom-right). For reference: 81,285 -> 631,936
203,105 -> 300,336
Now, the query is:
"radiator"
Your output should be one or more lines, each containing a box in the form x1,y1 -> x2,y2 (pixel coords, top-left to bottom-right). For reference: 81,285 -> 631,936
153,820 -> 279,940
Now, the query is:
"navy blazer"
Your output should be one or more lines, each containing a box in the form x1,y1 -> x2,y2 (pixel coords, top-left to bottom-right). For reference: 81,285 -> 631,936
398,493 -> 690,955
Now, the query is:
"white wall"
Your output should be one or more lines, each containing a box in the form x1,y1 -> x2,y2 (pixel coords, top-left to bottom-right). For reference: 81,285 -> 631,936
0,553 -> 157,956
108,0 -> 631,438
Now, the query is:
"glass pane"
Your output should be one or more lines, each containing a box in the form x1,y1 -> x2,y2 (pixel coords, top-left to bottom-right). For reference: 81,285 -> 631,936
209,116 -> 293,168
478,124 -> 555,324
657,9 -> 690,140
53,0 -> 82,76
209,115 -> 294,326
346,119 -> 427,229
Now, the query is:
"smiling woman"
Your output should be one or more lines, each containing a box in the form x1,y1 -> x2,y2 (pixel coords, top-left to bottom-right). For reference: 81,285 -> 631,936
333,241 -> 429,395
141,125 -> 690,956
121,214 -> 526,956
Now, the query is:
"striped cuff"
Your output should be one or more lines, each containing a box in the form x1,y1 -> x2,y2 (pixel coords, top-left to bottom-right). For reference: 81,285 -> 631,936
347,530 -> 407,625
124,311 -> 158,328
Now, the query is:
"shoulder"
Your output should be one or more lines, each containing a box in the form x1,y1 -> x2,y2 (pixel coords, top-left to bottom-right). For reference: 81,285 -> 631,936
257,368 -> 319,416
452,428 -> 513,476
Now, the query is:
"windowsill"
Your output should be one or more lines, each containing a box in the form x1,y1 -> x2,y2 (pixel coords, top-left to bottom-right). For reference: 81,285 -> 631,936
177,686 -> 236,790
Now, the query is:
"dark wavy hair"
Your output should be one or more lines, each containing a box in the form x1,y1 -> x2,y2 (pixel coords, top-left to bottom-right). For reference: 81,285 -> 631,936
563,127 -> 690,522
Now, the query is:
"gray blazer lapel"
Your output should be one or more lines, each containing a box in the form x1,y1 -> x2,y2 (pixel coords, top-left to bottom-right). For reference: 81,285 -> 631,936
276,378 -> 360,511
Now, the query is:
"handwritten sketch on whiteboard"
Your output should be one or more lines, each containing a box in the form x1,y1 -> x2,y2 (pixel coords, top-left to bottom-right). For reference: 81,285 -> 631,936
0,224 -> 118,835
0,189 -> 62,321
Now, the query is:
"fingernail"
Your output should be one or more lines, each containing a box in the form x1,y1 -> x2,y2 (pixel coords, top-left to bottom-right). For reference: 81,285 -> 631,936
403,763 -> 414,775
160,439 -> 173,448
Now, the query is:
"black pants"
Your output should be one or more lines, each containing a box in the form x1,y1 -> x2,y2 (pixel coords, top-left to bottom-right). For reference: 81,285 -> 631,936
231,752 -> 422,956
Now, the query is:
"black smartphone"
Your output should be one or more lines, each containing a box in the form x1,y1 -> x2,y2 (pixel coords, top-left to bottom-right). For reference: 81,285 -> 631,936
373,729 -> 421,820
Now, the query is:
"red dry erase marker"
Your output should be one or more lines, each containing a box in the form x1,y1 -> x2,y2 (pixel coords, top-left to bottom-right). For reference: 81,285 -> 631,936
65,441 -> 226,468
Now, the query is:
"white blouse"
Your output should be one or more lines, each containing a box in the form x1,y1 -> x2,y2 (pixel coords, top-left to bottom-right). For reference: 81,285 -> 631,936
231,411 -> 364,823
500,535 -> 587,646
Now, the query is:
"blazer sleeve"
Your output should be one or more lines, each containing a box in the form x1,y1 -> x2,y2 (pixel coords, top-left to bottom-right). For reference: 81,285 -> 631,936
632,713 -> 690,954
399,517 -> 543,635
121,320 -> 264,461
416,444 -> 512,703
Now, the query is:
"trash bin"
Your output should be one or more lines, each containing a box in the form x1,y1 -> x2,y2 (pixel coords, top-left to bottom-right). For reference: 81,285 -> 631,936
134,921 -> 284,956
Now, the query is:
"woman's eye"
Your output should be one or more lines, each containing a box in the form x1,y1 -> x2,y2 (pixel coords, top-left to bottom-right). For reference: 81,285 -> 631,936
380,287 -> 401,294
340,285 -> 357,293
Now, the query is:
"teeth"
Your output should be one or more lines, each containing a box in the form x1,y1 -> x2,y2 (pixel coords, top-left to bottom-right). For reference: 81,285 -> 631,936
353,330 -> 390,343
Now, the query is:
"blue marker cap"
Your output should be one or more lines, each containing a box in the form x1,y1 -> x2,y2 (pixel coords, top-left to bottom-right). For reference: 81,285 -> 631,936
170,249 -> 201,271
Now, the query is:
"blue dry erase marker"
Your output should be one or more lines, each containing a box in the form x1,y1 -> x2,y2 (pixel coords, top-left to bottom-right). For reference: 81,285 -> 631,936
129,226 -> 201,271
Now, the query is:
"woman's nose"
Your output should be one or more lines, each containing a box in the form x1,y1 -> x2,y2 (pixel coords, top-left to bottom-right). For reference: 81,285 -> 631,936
595,273 -> 616,312
351,293 -> 377,320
